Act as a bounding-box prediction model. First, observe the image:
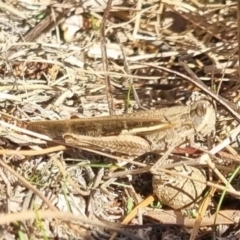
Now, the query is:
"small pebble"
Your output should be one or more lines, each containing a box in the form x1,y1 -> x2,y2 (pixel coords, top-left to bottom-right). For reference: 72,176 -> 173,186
152,165 -> 206,209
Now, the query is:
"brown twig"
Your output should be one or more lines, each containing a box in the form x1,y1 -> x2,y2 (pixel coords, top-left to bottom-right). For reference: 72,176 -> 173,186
100,0 -> 115,115
0,145 -> 67,156
20,6 -> 71,42
146,209 -> 237,227
0,210 -> 144,240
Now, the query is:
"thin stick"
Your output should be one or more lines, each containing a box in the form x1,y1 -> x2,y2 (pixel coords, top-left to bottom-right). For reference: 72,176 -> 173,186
100,0 -> 115,114
0,210 -> 144,240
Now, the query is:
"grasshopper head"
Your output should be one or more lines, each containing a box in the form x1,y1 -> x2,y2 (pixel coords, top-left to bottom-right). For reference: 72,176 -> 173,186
190,100 -> 216,136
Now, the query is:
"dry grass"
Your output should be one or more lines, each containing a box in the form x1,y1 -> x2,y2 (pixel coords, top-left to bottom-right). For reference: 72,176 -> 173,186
0,0 -> 239,239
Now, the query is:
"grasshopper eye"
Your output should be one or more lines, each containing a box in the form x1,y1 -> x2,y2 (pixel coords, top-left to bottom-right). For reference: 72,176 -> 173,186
194,103 -> 207,117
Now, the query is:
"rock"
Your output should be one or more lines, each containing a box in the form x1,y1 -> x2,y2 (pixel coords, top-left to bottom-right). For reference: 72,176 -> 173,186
152,165 -> 206,210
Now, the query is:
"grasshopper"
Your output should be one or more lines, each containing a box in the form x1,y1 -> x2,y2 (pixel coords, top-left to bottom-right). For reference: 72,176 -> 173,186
27,99 -> 216,159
